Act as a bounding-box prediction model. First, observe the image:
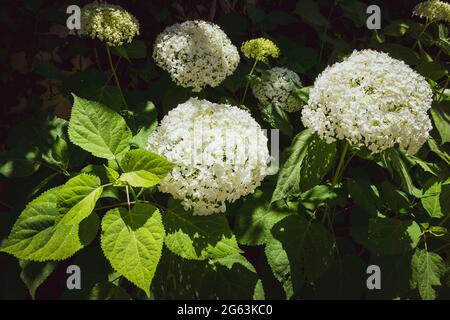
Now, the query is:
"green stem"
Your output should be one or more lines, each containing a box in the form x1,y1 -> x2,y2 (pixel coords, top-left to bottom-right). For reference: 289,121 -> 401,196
240,60 -> 258,105
438,76 -> 449,102
413,21 -> 431,49
331,141 -> 349,186
129,186 -> 139,202
106,44 -> 128,109
125,185 -> 131,213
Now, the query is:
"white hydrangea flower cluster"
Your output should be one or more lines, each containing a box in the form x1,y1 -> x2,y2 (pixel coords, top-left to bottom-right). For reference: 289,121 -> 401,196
152,20 -> 240,92
413,0 -> 450,23
301,50 -> 433,155
252,67 -> 303,112
147,98 -> 269,215
80,1 -> 140,47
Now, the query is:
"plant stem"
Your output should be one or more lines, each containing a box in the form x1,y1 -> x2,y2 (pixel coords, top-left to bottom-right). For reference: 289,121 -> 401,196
438,76 -> 449,102
413,21 -> 431,49
129,186 -> 138,202
106,44 -> 128,109
240,60 -> 258,105
95,200 -> 155,211
125,185 -> 131,212
331,141 -> 349,186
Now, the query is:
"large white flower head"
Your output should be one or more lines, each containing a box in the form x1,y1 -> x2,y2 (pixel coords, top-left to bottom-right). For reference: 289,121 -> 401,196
301,50 -> 433,155
79,1 -> 140,47
252,67 -> 303,112
152,20 -> 240,92
147,98 -> 269,215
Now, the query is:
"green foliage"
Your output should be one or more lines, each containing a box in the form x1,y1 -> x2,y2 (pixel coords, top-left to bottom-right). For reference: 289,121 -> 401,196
0,187 -> 85,261
163,199 -> 242,260
1,0 -> 450,301
271,129 -> 336,203
68,94 -> 132,160
101,204 -> 165,297
412,248 -> 446,300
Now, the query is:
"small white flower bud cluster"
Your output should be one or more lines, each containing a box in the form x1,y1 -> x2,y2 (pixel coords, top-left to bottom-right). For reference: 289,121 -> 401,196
252,67 -> 303,112
80,1 -> 140,47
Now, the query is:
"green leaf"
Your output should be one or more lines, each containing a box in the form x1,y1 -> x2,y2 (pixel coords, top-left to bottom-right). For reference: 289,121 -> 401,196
384,44 -> 420,65
58,174 -> 103,225
367,217 -> 421,256
272,129 -> 336,203
294,0 -> 328,29
384,20 -> 411,37
153,248 -> 261,299
247,4 -> 265,24
104,165 -> 119,182
428,137 -> 450,165
272,215 -> 335,284
118,170 -> 160,188
0,187 -> 85,261
163,199 -> 242,260
0,148 -> 40,178
314,254 -> 366,299
120,149 -> 174,179
421,180 -> 444,218
19,260 -> 57,299
381,148 -> 422,197
68,94 -> 132,160
347,178 -> 379,216
101,204 -> 164,297
430,101 -> 450,144
265,238 -> 293,299
112,40 -> 147,60
130,102 -> 158,149
411,248 -> 446,300
293,86 -> 310,105
259,103 -> 293,137
234,189 -> 294,246
89,282 -> 131,300
368,253 -> 414,299
416,61 -> 447,81
41,136 -> 69,173
378,181 -> 411,214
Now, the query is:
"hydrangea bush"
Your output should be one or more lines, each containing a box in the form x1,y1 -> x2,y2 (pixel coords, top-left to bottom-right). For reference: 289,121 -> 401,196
0,1 -> 449,301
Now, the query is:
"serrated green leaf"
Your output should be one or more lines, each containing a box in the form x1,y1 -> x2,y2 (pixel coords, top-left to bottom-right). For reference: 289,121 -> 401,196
152,248 -> 261,299
412,248 -> 446,300
381,148 -> 422,197
0,187 -> 85,261
104,165 -> 119,182
101,203 -> 164,297
120,149 -> 174,179
19,260 -> 57,299
89,282 -> 131,300
234,189 -> 293,246
265,238 -> 293,299
163,199 -> 242,260
272,215 -> 335,284
421,180 -> 444,218
430,101 -> 450,144
41,136 -> 69,173
68,94 -> 132,160
118,170 -> 160,188
259,103 -> 293,137
367,218 -> 421,256
58,174 -> 103,225
272,129 -> 336,203
428,137 -> 450,165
